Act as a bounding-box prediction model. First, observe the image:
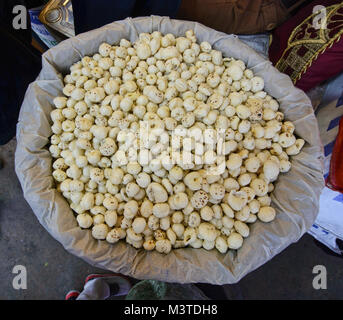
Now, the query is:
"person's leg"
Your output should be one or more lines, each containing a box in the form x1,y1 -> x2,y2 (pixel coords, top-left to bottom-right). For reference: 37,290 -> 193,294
77,278 -> 111,300
0,25 -> 41,145
71,0 -> 137,34
133,0 -> 181,18
65,290 -> 80,300
68,273 -> 132,300
84,274 -> 133,296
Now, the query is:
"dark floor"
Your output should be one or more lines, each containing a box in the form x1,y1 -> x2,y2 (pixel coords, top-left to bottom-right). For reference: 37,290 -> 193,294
0,138 -> 342,300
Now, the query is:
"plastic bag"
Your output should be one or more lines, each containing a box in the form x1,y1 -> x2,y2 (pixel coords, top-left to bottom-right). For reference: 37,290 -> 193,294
15,16 -> 324,284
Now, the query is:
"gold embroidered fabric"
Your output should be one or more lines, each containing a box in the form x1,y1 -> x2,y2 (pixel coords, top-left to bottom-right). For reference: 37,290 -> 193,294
276,3 -> 343,83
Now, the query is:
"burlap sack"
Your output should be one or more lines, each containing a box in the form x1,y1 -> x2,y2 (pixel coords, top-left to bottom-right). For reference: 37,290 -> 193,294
15,16 -> 324,284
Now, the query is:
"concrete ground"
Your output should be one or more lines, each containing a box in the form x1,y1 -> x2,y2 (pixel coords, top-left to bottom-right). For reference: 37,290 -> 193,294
1,138 -> 342,300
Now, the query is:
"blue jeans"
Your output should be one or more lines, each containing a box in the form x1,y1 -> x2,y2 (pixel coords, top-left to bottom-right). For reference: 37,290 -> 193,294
71,0 -> 182,34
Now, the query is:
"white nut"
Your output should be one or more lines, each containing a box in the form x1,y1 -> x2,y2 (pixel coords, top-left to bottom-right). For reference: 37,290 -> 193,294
166,228 -> 177,245
92,223 -> 108,240
146,182 -> 168,203
228,190 -> 248,211
250,178 -> 268,197
127,227 -> 143,242
258,206 -> 276,222
123,200 -> 138,219
191,190 -> 209,209
215,236 -> 228,254
76,213 -> 93,228
143,239 -> 156,251
198,222 -> 217,242
169,192 -> 189,210
234,221 -> 249,238
263,160 -> 280,181
104,211 -> 117,227
103,196 -> 118,211
132,217 -> 146,234
141,199 -> 153,218
227,232 -> 243,249
106,228 -> 126,243
155,239 -> 172,254
209,183 -> 225,200
153,203 -> 170,218
200,206 -> 214,221
183,227 -> 197,245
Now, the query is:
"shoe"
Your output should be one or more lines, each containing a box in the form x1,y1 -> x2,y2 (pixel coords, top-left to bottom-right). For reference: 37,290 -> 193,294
84,273 -> 132,297
65,290 -> 80,300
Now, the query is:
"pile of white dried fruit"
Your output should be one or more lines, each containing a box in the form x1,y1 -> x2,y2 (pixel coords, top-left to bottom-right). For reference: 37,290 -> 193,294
49,30 -> 305,254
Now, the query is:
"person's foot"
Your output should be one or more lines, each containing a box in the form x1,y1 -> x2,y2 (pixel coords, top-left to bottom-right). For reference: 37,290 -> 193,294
85,273 -> 132,297
65,290 -> 80,300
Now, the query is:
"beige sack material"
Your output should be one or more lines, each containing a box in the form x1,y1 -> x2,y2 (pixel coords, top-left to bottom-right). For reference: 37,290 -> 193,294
15,16 -> 324,284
